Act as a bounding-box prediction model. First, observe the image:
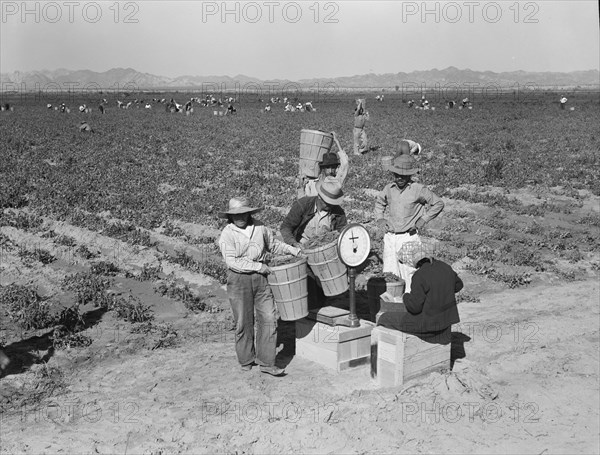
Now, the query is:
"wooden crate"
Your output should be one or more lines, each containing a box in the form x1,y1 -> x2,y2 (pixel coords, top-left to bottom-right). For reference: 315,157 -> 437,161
295,318 -> 375,371
371,325 -> 451,387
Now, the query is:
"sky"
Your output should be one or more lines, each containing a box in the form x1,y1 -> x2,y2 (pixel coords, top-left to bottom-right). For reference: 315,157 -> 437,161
1,0 -> 599,80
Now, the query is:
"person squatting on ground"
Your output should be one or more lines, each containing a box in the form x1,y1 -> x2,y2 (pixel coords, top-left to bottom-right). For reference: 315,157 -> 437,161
353,99 -> 370,155
298,131 -> 349,199
398,139 -> 422,157
281,180 -> 347,308
218,197 -> 302,376
373,154 -> 444,293
377,247 -> 463,337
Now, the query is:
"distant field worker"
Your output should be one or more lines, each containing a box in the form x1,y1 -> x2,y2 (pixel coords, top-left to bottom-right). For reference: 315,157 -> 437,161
373,154 -> 444,292
353,99 -> 370,155
560,96 -> 568,110
398,139 -> 422,157
218,196 -> 302,377
79,121 -> 93,132
298,131 -> 349,199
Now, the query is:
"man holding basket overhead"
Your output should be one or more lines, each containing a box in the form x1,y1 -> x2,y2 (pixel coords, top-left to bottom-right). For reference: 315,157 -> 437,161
298,131 -> 349,199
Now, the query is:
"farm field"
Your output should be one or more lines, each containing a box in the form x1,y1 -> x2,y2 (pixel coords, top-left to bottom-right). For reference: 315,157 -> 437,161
1,91 -> 599,454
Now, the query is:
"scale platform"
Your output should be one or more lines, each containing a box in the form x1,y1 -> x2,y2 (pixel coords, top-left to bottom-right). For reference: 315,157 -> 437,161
307,306 -> 350,326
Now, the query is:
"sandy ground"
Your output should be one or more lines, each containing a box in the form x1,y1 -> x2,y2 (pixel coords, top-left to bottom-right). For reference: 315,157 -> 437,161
1,203 -> 599,454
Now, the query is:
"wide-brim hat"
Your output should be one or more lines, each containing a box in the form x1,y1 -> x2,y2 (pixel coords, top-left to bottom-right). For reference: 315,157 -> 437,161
316,180 -> 344,206
389,154 -> 419,175
319,152 -> 340,168
219,197 -> 263,218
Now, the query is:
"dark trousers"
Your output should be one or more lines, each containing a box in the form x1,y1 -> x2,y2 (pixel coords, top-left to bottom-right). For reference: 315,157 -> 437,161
307,267 -> 326,310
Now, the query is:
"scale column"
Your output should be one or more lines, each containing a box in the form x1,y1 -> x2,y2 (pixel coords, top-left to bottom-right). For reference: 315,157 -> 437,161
348,267 -> 360,327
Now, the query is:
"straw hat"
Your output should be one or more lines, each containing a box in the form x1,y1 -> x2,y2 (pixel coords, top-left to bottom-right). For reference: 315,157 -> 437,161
219,197 -> 263,218
316,180 -> 344,206
388,155 -> 419,175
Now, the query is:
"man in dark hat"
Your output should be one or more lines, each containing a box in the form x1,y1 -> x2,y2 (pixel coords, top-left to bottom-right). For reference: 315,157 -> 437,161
373,154 -> 444,292
298,131 -> 349,198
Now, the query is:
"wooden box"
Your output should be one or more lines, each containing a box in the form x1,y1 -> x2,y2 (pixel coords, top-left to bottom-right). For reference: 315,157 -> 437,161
295,318 -> 375,372
371,325 -> 451,387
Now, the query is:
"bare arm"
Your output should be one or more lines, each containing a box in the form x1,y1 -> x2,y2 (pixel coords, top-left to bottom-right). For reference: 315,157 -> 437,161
331,132 -> 349,185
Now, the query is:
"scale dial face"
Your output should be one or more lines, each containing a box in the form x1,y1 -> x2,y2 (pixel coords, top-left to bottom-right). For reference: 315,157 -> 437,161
337,223 -> 371,267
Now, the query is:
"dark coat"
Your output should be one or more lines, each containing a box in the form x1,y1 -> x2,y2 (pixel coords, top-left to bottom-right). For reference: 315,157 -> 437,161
378,259 -> 463,334
280,196 -> 347,245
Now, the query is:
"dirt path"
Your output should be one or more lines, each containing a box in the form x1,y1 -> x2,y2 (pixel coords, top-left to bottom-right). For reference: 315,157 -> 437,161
1,279 -> 598,454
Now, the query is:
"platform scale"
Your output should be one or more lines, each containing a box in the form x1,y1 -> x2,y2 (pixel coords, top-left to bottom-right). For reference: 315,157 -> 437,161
295,224 -> 377,371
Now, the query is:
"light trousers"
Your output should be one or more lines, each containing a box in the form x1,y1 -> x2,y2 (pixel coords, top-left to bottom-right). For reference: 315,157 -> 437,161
382,232 -> 421,293
353,127 -> 368,154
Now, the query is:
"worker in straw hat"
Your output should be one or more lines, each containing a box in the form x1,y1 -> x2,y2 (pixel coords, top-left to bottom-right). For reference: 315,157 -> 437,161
372,154 -> 444,293
377,246 -> 463,337
218,196 -> 302,376
298,131 -> 349,198
281,180 -> 347,307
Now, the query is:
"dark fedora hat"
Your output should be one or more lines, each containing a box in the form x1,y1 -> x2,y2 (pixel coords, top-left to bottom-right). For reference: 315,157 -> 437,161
319,152 -> 340,168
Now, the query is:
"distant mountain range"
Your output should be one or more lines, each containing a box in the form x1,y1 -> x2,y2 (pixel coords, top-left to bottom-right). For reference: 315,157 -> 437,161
1,67 -> 598,91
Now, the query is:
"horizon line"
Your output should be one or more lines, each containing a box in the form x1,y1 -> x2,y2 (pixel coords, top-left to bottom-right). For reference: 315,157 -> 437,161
2,66 -> 599,82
